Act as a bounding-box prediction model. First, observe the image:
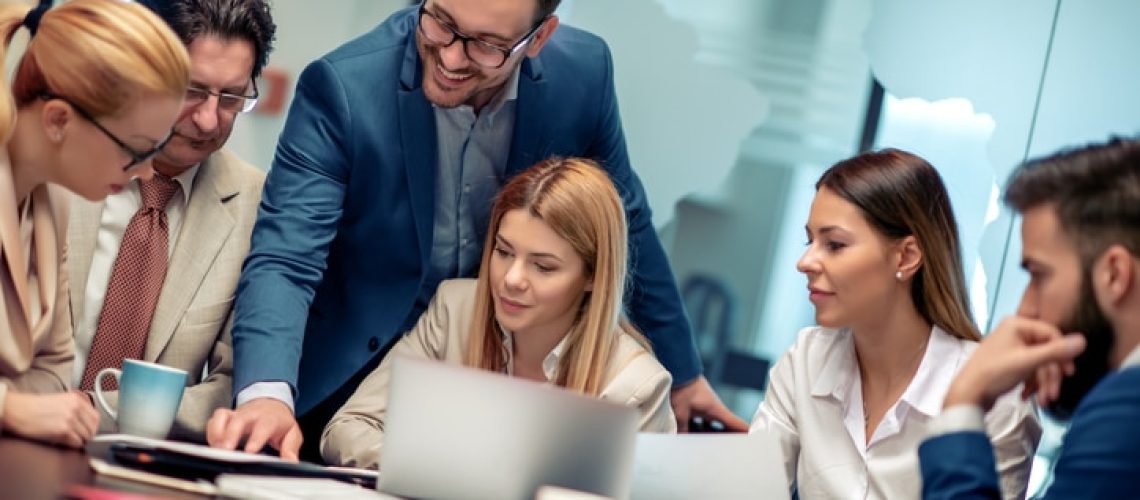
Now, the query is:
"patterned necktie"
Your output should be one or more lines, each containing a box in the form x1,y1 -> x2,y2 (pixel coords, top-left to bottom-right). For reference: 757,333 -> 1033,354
81,175 -> 181,391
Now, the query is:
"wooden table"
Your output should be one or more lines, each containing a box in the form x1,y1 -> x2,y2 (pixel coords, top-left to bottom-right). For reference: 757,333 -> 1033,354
0,435 -> 208,500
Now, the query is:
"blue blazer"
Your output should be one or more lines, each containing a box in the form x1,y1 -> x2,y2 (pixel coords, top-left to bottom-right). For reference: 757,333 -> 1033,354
919,365 -> 1140,499
232,8 -> 700,415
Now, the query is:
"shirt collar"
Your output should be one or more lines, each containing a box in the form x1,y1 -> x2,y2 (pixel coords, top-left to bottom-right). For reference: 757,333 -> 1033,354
169,164 -> 200,205
809,325 -> 968,419
1122,344 -> 1140,369
498,323 -> 571,383
898,326 -> 966,417
810,327 -> 858,398
135,164 -> 199,206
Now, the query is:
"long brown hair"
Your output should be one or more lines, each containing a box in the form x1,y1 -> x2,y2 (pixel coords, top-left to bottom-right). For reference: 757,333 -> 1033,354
817,149 -> 981,341
464,157 -> 650,395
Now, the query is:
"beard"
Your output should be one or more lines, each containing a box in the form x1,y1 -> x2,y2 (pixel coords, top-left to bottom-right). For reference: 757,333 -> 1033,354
1044,272 -> 1115,420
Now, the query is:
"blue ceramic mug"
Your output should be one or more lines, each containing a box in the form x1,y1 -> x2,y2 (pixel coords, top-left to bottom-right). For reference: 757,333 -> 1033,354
94,359 -> 187,439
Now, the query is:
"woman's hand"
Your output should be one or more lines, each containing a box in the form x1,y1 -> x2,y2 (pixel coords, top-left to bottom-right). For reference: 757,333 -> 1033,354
2,390 -> 100,447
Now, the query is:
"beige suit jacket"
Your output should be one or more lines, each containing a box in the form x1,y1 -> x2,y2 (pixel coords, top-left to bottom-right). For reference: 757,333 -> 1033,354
0,153 -> 74,429
68,149 -> 264,441
321,279 -> 677,468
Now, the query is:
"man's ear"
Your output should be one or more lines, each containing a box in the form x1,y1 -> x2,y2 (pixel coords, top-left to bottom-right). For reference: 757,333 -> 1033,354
895,235 -> 923,281
1096,245 -> 1136,308
41,99 -> 73,143
525,15 -> 559,58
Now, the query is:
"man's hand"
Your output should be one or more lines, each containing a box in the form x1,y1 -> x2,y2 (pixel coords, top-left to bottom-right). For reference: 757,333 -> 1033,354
944,316 -> 1086,411
670,375 -> 748,432
2,391 -> 100,448
206,398 -> 302,461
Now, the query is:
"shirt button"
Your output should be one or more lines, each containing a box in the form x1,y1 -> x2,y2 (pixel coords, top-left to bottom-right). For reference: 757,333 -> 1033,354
461,238 -> 469,245
368,337 -> 380,351
463,184 -> 471,193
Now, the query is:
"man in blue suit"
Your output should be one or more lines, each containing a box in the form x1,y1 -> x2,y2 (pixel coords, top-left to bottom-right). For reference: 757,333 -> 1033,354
919,138 -> 1140,499
207,0 -> 747,460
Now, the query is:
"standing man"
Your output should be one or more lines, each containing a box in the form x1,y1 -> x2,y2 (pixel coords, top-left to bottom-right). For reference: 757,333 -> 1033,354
919,138 -> 1140,498
69,0 -> 276,442
210,0 -> 745,460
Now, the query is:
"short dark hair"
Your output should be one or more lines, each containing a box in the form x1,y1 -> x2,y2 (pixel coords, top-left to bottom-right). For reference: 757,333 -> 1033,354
1004,137 -> 1140,269
143,0 -> 276,78
537,0 -> 561,21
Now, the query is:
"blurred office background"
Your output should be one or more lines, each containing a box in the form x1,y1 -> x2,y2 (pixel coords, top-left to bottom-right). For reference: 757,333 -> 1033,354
8,0 -> 1130,496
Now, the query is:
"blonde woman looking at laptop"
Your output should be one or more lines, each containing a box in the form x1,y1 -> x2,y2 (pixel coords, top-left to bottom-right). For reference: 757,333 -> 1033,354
0,0 -> 188,447
321,157 -> 676,468
750,149 -> 1040,499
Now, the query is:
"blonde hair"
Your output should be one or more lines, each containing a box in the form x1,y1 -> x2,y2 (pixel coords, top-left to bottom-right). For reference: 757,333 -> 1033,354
464,157 -> 651,395
0,0 -> 190,142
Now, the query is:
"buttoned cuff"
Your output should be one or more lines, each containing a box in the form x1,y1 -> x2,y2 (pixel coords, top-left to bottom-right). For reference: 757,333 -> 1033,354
928,404 -> 986,438
236,381 -> 295,413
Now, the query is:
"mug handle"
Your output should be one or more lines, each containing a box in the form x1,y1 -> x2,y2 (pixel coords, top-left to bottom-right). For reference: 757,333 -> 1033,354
93,368 -> 121,420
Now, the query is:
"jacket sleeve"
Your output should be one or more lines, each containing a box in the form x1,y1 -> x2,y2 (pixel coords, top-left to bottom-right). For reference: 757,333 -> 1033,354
231,57 -> 353,396
587,40 -> 700,386
1039,368 -> 1140,499
919,431 -> 1002,500
983,390 -> 1040,500
611,352 -> 676,433
320,285 -> 454,469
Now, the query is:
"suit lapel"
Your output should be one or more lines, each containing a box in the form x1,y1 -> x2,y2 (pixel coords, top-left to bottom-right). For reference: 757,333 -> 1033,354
144,155 -> 236,361
398,34 -> 437,272
27,186 -> 60,341
505,56 -> 547,175
67,195 -> 104,326
0,154 -> 30,325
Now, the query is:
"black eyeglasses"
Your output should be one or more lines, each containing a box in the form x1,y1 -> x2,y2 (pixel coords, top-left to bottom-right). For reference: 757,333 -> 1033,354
185,81 -> 259,114
42,94 -> 173,172
418,2 -> 547,69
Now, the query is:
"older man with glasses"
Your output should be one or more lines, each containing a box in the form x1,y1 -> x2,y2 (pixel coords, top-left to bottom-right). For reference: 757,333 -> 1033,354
67,0 -> 276,443
208,0 -> 747,463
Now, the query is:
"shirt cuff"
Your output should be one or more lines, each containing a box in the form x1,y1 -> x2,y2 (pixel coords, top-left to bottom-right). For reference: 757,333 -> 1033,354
236,382 -> 295,413
928,404 -> 985,438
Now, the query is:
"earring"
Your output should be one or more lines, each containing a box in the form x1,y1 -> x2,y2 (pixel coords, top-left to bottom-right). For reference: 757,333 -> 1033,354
895,271 -> 903,281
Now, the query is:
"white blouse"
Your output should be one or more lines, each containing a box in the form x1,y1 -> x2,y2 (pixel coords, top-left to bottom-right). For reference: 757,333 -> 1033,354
750,326 -> 1040,500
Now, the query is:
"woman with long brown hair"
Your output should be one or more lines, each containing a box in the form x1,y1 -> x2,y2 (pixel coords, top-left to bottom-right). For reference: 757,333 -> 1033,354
750,149 -> 1040,499
0,0 -> 189,447
322,157 -> 675,468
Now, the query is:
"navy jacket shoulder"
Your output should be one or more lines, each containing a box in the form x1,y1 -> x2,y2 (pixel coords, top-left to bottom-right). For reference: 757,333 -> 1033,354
919,366 -> 1140,500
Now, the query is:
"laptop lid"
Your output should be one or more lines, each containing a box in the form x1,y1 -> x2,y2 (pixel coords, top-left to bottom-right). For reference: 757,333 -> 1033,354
378,356 -> 639,500
630,433 -> 790,500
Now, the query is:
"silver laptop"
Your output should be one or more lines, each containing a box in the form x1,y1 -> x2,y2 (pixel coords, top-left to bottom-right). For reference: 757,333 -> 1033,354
378,356 -> 639,500
631,433 -> 790,500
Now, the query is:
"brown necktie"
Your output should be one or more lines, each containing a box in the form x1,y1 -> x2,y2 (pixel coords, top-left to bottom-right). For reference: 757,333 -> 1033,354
81,175 -> 181,391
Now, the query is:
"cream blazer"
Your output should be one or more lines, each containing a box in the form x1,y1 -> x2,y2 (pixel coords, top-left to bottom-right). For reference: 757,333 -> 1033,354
0,154 -> 74,429
321,279 -> 677,468
68,149 -> 264,441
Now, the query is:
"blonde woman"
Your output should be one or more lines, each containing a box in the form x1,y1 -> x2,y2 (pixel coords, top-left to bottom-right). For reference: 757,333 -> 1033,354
1,0 -> 188,447
751,150 -> 1040,499
322,158 -> 676,468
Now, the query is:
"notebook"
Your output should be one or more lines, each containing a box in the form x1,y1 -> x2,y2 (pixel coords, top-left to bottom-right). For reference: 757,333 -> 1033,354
630,433 -> 790,500
377,356 -> 640,500
88,434 -> 377,488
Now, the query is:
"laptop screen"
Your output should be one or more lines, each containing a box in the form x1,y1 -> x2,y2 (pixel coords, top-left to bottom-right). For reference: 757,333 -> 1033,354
378,356 -> 639,500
